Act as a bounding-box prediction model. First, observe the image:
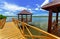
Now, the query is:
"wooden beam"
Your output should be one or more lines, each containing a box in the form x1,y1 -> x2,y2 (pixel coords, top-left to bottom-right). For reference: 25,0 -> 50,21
53,7 -> 58,13
25,26 -> 34,39
56,12 -> 58,27
21,15 -> 23,21
31,15 -> 32,22
26,15 -> 28,23
55,12 -> 59,32
48,10 -> 52,33
51,7 -> 58,13
25,35 -> 50,39
18,15 -> 19,20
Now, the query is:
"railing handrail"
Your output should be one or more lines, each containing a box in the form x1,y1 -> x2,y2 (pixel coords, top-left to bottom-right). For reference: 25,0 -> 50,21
12,18 -> 60,39
0,19 -> 6,29
24,23 -> 60,39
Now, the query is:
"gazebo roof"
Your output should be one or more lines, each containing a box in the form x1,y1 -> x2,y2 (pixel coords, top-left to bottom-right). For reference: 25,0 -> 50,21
42,0 -> 60,12
18,10 -> 32,15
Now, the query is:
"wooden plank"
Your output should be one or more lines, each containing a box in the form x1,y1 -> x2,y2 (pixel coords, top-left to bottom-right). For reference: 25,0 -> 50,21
25,26 -> 34,39
0,22 -> 26,39
25,35 -> 51,39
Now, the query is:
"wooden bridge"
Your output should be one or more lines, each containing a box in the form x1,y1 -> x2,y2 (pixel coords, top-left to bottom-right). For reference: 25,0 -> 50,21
0,19 -> 60,39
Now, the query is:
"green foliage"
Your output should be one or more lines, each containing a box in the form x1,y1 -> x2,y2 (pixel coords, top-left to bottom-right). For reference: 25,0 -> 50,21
0,15 -> 7,19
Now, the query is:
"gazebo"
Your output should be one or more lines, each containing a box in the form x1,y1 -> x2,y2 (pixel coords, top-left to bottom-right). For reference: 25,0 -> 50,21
42,0 -> 60,35
18,10 -> 32,23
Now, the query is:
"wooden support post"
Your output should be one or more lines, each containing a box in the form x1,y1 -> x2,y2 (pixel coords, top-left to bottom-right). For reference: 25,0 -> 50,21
31,15 -> 32,22
21,15 -> 23,21
56,12 -> 58,27
55,12 -> 58,32
21,15 -> 22,21
48,10 -> 52,33
26,15 -> 28,23
25,26 -> 34,39
18,15 -> 19,20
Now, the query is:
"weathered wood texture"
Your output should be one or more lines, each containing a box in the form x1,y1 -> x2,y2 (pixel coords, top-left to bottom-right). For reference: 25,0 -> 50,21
0,22 -> 26,39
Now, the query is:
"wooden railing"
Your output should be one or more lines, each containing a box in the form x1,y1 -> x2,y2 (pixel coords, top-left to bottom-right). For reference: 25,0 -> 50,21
0,19 -> 6,29
12,18 -> 60,39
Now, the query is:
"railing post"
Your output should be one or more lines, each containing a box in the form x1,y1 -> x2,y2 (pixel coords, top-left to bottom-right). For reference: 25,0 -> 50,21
12,18 -> 60,39
21,21 -> 25,36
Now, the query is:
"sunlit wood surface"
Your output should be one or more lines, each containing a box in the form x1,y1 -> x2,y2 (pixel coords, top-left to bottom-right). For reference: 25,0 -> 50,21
12,18 -> 60,39
0,22 -> 26,39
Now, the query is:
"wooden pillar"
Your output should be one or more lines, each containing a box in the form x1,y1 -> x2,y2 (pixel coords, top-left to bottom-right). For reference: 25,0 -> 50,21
55,12 -> 58,32
56,12 -> 58,27
21,15 -> 23,21
31,15 -> 32,22
18,15 -> 19,20
26,15 -> 28,23
48,10 -> 52,33
21,15 -> 22,21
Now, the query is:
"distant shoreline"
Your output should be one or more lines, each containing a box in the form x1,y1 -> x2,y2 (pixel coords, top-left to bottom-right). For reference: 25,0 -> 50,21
6,16 -> 60,17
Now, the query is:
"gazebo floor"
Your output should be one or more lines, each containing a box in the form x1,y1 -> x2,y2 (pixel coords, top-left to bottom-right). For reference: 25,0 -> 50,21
51,26 -> 60,37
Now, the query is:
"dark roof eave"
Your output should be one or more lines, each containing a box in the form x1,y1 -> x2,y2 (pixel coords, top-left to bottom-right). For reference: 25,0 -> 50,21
42,4 -> 60,10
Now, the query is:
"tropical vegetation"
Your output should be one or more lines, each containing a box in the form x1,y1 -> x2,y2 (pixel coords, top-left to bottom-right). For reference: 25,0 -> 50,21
0,15 -> 7,19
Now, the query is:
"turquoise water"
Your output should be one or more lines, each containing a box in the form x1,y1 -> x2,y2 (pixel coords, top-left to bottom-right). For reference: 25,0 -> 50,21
6,16 -> 57,31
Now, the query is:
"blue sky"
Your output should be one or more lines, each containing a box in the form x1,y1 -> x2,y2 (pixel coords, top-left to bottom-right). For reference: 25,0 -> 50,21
0,0 -> 52,16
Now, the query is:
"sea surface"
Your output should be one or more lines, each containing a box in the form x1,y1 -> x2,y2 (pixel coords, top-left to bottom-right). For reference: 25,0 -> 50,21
6,16 -> 58,31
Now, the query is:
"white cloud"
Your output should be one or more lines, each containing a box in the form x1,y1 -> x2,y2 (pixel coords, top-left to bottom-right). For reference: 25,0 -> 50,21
41,0 -> 49,7
0,2 -> 34,16
35,8 -> 39,10
40,8 -> 46,11
28,9 -> 33,13
30,10 -> 35,13
28,9 -> 31,11
35,4 -> 40,10
35,0 -> 49,11
27,8 -> 34,13
1,2 -> 27,12
3,12 -> 16,16
36,4 -> 40,8
33,14 -> 48,16
35,4 -> 46,11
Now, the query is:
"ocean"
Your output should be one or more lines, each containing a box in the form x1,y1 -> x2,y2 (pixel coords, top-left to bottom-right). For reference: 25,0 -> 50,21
6,16 -> 57,31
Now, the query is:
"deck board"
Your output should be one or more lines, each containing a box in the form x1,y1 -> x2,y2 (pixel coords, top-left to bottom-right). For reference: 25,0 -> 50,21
0,22 -> 26,39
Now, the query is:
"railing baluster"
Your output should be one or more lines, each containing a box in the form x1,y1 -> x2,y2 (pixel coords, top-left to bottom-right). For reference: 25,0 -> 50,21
25,25 -> 34,39
12,18 -> 60,39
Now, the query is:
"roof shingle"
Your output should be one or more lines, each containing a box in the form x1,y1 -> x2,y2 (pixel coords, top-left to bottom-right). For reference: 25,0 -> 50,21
18,10 -> 32,15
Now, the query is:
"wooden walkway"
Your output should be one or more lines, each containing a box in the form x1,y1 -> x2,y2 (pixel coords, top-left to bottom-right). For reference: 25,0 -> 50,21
0,22 -> 26,39
0,18 -> 60,39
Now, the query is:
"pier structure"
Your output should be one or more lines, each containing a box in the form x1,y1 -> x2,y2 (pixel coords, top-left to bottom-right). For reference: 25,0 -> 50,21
0,18 -> 60,39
